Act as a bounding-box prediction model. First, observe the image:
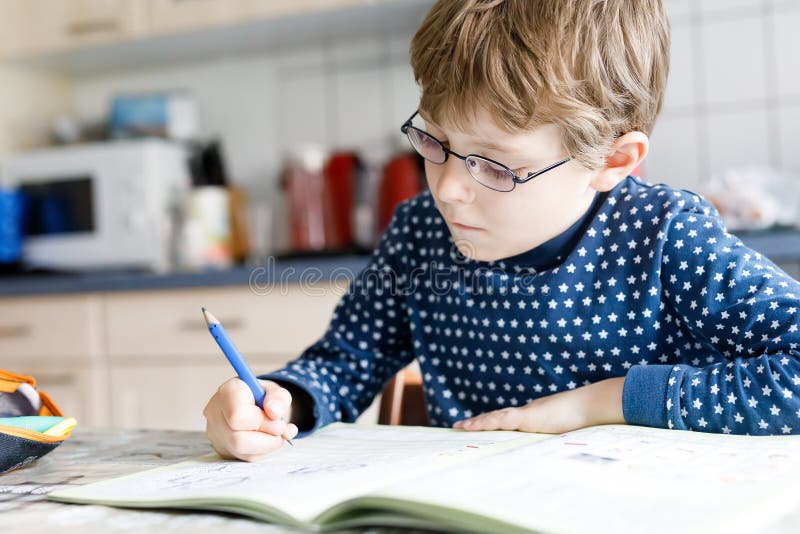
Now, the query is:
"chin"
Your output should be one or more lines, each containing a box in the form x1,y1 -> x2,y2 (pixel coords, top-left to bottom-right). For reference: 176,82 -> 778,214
453,240 -> 502,262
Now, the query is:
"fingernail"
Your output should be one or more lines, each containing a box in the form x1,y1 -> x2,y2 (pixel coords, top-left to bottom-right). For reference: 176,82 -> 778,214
266,400 -> 286,420
463,420 -> 472,429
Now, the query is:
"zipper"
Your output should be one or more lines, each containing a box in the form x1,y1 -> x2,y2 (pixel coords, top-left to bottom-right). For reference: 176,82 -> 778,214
0,424 -> 68,443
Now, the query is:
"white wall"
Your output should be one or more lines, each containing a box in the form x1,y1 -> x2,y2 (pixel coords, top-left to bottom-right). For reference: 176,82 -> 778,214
650,0 -> 800,190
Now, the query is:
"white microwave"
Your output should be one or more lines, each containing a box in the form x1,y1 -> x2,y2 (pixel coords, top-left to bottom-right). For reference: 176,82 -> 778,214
3,140 -> 189,272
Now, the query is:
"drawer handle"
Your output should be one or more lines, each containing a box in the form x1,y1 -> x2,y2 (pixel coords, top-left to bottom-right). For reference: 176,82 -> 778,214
66,18 -> 120,36
0,324 -> 31,339
178,317 -> 244,331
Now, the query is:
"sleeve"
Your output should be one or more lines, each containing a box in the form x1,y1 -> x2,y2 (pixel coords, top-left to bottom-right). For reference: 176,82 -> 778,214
259,203 -> 417,436
622,196 -> 800,435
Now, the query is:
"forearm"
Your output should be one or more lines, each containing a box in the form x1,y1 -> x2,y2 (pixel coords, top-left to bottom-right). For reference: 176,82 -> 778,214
584,377 -> 626,426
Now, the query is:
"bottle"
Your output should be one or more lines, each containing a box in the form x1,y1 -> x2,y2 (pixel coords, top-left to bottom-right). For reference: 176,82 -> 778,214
180,186 -> 232,269
179,141 -> 233,269
282,145 -> 333,252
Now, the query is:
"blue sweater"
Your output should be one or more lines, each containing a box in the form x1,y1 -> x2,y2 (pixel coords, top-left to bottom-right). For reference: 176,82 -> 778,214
263,176 -> 800,436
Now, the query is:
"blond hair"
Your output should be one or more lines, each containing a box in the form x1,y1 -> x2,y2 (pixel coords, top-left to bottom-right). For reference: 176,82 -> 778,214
410,0 -> 670,170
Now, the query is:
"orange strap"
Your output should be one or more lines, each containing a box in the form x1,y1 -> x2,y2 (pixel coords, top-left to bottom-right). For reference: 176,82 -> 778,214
0,369 -> 63,416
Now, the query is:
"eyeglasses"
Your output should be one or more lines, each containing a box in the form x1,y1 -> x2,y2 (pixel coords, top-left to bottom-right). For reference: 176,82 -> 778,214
401,110 -> 571,193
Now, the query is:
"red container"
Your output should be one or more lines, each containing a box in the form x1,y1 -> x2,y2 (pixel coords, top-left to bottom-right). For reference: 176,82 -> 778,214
376,153 -> 424,235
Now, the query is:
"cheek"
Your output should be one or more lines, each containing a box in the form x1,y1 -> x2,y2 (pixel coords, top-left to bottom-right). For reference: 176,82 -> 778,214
482,193 -> 536,229
424,160 -> 440,187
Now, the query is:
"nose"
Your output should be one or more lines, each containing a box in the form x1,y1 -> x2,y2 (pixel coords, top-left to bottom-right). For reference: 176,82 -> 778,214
432,157 -> 476,205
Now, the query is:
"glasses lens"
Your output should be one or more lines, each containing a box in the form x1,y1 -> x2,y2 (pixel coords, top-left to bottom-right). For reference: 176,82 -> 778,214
466,156 -> 516,192
406,127 -> 446,164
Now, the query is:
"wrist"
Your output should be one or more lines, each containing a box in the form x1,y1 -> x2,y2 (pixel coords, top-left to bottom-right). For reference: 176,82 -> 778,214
585,377 -> 626,426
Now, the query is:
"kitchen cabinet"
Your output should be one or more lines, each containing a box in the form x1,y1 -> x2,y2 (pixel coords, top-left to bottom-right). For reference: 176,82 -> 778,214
104,286 -> 339,359
4,357 -> 110,431
146,0 -> 383,35
0,282 -> 356,430
108,359 -> 285,430
146,0 -> 252,35
0,0 -> 434,72
0,0 -> 148,58
0,294 -> 104,360
0,293 -> 108,427
104,284 -> 342,430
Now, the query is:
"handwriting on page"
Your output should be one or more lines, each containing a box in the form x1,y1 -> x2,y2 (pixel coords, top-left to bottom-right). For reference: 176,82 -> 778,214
70,426 -> 538,522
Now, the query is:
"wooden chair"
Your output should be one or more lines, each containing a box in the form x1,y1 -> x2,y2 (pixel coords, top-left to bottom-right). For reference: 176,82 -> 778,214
378,364 -> 428,426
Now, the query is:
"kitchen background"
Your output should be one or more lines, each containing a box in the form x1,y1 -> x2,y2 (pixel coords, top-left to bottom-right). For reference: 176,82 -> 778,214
0,0 -> 799,431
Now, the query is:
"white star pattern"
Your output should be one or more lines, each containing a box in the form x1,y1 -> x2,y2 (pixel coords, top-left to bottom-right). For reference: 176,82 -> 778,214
264,177 -> 800,436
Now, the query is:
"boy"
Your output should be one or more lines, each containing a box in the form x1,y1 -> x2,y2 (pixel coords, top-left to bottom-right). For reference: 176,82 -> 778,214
204,0 -> 800,462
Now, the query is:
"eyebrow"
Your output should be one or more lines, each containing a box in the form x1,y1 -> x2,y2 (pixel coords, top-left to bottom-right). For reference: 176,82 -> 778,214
419,113 -> 521,156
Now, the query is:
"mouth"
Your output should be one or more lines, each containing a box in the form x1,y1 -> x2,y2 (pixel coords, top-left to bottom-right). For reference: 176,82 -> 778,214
451,221 -> 483,232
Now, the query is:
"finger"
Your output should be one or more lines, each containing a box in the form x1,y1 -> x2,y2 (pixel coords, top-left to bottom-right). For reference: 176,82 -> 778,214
225,430 -> 285,462
260,380 -> 293,421
256,416 -> 289,436
219,387 -> 270,432
220,377 -> 258,404
205,412 -> 242,460
456,409 -> 524,431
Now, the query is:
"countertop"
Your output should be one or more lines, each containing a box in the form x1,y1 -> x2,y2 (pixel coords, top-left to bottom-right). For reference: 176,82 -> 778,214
0,229 -> 798,298
0,255 -> 372,297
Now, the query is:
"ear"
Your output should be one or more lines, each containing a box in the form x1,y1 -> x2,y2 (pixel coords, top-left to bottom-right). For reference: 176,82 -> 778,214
589,131 -> 649,192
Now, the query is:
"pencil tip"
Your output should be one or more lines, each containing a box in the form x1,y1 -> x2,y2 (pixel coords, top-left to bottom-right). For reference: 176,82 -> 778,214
201,307 -> 206,312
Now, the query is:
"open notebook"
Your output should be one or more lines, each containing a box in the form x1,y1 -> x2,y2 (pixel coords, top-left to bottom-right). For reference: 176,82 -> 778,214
49,423 -> 800,534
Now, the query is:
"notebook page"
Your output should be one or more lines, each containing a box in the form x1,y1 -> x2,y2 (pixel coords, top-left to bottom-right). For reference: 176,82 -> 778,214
49,424 -> 546,524
368,424 -> 800,534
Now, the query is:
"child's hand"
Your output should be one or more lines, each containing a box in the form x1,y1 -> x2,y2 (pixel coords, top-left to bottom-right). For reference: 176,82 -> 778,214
203,378 -> 299,462
453,377 -> 625,434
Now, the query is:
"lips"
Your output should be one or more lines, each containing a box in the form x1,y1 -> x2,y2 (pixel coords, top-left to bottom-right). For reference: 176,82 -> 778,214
451,221 -> 483,231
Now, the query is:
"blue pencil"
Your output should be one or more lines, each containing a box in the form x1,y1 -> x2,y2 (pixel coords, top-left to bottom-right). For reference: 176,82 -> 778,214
202,307 -> 293,445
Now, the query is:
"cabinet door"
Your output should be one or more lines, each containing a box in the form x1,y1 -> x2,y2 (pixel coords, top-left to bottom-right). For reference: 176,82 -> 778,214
5,358 -> 110,427
109,359 -> 285,430
0,0 -> 147,58
147,0 -> 371,35
242,0 -> 335,19
109,360 -> 381,431
0,295 -> 103,360
104,285 -> 342,360
147,0 -> 249,34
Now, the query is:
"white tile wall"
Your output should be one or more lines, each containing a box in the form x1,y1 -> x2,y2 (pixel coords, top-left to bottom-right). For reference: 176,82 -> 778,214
645,115 -> 700,190
661,24 -> 696,114
663,0 -> 693,23
706,107 -> 772,176
779,105 -> 800,172
701,15 -> 768,107
645,0 -> 800,192
696,0 -> 765,17
773,7 -> 800,98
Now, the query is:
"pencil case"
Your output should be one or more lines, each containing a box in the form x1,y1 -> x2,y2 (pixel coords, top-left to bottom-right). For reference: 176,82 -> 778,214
0,369 -> 76,474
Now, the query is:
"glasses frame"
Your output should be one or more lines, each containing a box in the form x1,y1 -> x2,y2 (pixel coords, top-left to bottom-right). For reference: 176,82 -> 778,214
401,110 -> 571,192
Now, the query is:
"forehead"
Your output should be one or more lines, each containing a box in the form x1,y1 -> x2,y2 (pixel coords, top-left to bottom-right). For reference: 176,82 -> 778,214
420,107 -> 562,155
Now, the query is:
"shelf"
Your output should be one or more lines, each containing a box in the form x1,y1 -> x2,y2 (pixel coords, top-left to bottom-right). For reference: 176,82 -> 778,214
4,0 -> 434,76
